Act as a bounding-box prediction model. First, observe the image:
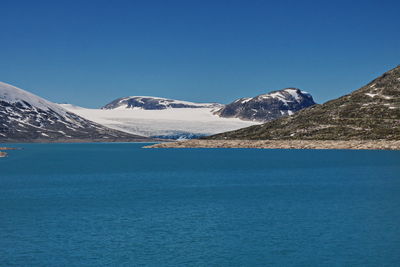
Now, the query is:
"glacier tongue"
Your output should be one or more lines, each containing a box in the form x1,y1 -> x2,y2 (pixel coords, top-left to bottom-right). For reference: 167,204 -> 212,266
61,104 -> 260,138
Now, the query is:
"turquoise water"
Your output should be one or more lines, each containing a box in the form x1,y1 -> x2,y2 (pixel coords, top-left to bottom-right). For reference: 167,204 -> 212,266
1,143 -> 400,266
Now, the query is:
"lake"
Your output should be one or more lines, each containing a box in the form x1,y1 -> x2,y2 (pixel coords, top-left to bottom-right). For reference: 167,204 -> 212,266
1,143 -> 400,266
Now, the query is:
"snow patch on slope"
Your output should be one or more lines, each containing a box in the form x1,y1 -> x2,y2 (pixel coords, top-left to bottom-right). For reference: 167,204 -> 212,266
0,81 -> 67,115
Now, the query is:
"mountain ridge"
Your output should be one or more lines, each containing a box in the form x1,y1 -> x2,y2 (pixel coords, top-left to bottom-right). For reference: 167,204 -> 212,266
0,82 -> 151,142
206,65 -> 400,140
215,88 -> 316,122
102,96 -> 222,110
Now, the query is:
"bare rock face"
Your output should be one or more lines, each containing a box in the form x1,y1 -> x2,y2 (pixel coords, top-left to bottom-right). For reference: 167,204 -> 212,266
208,65 -> 400,140
0,81 -> 150,142
214,88 -> 316,122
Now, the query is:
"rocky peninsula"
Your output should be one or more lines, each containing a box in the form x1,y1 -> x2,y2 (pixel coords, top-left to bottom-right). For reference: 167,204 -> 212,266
144,140 -> 400,150
0,147 -> 19,157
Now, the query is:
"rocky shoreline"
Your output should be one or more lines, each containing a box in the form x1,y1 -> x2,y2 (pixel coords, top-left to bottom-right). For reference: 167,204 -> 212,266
144,140 -> 400,150
0,147 -> 19,157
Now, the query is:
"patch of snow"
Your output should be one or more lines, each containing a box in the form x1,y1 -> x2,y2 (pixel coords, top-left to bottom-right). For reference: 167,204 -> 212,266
269,92 -> 290,105
284,89 -> 301,101
59,104 -> 84,110
365,93 -> 378,98
241,98 -> 252,104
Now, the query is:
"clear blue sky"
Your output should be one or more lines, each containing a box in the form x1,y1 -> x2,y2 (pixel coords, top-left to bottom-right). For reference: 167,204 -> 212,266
1,0 -> 399,108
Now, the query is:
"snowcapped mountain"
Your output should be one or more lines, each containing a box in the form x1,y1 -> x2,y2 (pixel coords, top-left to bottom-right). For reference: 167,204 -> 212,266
215,88 -> 316,122
0,81 -> 150,142
102,96 -> 222,110
208,66 -> 400,140
62,100 -> 259,139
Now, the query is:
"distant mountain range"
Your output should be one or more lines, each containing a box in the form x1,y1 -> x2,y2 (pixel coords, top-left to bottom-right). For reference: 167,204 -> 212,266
0,82 -> 150,142
62,89 -> 315,139
6,82 -> 300,141
100,89 -> 315,123
102,96 -> 221,110
207,66 -> 400,140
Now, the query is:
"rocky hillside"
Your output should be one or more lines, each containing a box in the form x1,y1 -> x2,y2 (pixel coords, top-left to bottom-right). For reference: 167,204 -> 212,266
102,96 -> 221,110
0,81 -> 150,142
215,88 -> 316,122
207,66 -> 400,140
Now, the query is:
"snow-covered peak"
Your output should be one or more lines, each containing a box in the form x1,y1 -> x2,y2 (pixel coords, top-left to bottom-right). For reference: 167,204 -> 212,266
0,81 -> 149,141
0,81 -> 67,115
102,96 -> 222,110
284,88 -> 311,99
257,88 -> 311,102
215,88 -> 316,122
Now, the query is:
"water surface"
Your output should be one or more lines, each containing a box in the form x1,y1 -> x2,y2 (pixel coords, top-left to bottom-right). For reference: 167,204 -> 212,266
1,143 -> 400,266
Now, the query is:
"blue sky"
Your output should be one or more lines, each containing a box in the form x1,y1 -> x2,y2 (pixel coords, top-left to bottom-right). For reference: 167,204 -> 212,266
1,0 -> 399,108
